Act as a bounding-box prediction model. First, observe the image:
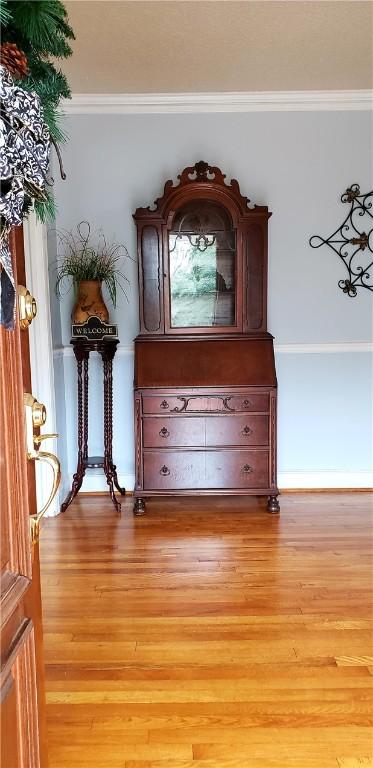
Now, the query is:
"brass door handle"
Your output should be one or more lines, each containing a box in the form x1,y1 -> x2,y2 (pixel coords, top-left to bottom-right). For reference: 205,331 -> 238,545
18,285 -> 37,329
34,433 -> 58,445
30,451 -> 61,545
24,393 -> 61,544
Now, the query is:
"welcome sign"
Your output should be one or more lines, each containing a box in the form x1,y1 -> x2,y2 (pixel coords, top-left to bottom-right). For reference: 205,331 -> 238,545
71,316 -> 118,341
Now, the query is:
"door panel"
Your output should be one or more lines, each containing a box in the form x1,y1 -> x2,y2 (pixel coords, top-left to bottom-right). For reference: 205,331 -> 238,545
1,227 -> 50,767
1,623 -> 39,767
1,674 -> 19,767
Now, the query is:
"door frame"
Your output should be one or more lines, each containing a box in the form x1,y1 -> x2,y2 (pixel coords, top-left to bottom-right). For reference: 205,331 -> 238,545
23,213 -> 59,516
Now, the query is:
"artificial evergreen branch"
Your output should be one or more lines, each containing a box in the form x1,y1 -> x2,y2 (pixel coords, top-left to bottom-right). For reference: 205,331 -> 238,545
34,190 -> 57,223
0,1 -> 11,25
1,0 -> 74,222
6,1 -> 74,59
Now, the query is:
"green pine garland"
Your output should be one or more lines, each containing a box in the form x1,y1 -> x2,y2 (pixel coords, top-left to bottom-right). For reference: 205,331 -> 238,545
0,1 -> 11,25
1,0 -> 75,220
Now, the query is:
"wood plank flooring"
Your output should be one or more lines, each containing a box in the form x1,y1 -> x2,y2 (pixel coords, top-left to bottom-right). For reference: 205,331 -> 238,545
41,493 -> 373,768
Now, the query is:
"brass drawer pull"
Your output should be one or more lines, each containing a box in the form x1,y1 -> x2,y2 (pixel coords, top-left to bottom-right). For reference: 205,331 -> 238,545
159,427 -> 170,438
171,395 -> 234,413
242,399 -> 252,408
160,400 -> 169,409
242,425 -> 252,436
160,465 -> 170,476
242,464 -> 252,473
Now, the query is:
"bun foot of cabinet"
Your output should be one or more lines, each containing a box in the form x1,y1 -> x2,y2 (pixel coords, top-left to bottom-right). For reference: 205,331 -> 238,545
134,497 -> 146,516
267,494 -> 280,514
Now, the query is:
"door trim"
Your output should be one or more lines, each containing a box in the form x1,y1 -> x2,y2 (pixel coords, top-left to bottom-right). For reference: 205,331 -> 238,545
23,213 -> 59,516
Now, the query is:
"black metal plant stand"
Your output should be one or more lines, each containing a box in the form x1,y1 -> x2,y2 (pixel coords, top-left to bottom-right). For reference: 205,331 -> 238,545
61,337 -> 125,514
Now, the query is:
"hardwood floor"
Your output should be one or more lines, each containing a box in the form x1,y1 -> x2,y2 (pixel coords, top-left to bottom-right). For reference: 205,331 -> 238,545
41,493 -> 373,768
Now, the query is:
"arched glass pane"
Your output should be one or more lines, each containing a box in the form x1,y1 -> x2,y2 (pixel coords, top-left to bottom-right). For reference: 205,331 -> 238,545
169,201 -> 236,328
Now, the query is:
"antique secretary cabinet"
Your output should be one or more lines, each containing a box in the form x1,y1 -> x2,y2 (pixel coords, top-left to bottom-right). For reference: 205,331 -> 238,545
133,161 -> 279,515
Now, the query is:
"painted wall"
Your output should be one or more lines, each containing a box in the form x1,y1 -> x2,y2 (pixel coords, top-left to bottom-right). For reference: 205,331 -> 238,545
50,110 -> 373,490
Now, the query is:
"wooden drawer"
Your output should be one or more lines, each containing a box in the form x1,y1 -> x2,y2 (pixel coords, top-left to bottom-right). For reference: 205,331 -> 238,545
144,451 -> 205,490
143,417 -> 204,448
205,415 -> 269,447
143,414 -> 268,448
143,450 -> 269,490
206,450 -> 269,489
229,393 -> 269,412
142,392 -> 269,414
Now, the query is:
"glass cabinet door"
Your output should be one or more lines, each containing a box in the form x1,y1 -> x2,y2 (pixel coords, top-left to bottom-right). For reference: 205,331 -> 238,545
168,201 -> 236,329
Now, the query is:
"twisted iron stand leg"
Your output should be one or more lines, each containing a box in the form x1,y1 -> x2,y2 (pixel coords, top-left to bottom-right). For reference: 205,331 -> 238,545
103,356 -> 121,513
83,355 -> 89,464
106,353 -> 125,497
61,355 -> 88,512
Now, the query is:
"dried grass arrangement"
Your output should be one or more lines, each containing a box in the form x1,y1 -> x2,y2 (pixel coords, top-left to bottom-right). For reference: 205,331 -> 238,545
54,221 -> 130,307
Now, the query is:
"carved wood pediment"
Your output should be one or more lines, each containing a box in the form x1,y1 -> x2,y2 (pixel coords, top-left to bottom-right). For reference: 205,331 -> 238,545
134,161 -> 269,219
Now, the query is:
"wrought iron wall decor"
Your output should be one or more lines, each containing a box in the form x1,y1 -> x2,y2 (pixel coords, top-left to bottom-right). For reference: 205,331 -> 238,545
309,184 -> 373,297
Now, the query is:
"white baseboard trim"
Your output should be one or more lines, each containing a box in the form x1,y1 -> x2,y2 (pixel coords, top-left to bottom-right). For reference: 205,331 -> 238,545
62,90 -> 373,115
68,470 -> 373,494
278,471 -> 373,490
53,341 -> 373,359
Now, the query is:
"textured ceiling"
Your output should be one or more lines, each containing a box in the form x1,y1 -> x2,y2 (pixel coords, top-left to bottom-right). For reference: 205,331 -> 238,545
62,1 -> 373,93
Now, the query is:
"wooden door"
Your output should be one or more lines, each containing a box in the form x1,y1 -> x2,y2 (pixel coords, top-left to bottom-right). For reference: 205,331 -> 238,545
1,228 -> 57,767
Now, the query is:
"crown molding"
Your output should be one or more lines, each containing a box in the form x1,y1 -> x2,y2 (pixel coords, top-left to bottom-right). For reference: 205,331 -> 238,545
61,90 -> 373,115
53,341 -> 373,359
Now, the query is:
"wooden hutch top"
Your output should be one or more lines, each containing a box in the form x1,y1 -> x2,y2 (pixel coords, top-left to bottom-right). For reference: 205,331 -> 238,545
133,161 -> 275,388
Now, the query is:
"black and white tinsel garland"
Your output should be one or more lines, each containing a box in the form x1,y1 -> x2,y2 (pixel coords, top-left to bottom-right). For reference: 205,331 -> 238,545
0,64 -> 50,329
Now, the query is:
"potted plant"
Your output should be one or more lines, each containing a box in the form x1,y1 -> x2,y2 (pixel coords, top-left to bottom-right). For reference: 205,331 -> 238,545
55,222 -> 130,324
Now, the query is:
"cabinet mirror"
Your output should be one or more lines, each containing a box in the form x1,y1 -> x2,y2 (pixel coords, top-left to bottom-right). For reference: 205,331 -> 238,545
168,200 -> 236,328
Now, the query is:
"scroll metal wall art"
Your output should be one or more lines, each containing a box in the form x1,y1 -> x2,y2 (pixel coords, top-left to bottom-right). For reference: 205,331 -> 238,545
310,184 -> 373,297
